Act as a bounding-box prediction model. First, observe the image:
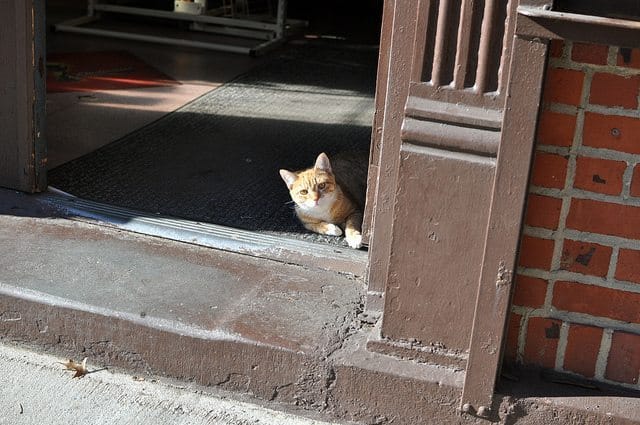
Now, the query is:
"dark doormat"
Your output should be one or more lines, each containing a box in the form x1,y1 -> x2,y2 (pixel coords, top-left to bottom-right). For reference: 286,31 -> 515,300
49,44 -> 377,246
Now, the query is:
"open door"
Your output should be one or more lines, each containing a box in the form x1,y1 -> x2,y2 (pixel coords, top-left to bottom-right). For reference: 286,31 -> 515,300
0,0 -> 46,192
365,0 -> 551,415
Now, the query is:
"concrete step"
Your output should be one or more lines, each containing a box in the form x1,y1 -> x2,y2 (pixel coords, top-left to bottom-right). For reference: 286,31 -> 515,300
0,190 -> 363,405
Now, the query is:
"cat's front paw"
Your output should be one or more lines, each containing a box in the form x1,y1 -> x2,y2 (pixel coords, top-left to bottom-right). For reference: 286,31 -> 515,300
346,232 -> 362,249
324,223 -> 343,236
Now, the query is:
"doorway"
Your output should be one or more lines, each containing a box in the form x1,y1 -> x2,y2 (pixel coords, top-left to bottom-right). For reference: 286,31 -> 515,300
44,0 -> 383,268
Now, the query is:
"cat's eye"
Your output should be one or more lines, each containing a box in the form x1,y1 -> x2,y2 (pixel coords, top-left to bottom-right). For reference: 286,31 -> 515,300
299,189 -> 308,195
317,183 -> 326,190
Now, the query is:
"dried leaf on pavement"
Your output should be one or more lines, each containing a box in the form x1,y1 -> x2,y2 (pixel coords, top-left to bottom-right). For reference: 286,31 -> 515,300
59,357 -> 88,378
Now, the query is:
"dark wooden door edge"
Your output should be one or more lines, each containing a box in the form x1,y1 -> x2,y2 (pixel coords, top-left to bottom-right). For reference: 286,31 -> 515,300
0,2 -> 47,193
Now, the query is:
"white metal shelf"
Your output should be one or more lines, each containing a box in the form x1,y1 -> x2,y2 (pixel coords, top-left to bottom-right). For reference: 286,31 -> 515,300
54,0 -> 306,55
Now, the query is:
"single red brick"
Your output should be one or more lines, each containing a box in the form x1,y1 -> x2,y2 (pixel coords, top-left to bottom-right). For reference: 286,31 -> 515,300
549,40 -> 564,58
523,317 -> 561,369
566,198 -> 640,240
574,156 -> 627,196
563,324 -> 603,378
631,165 -> 640,197
560,239 -> 612,278
553,281 -> 640,323
583,112 -> 640,155
518,236 -> 554,270
524,194 -> 562,230
505,312 -> 522,361
530,152 -> 568,189
590,73 -> 640,109
615,248 -> 640,284
542,68 -> 585,106
605,331 -> 640,384
572,42 -> 609,65
617,47 -> 640,69
512,275 -> 548,308
536,110 -> 576,147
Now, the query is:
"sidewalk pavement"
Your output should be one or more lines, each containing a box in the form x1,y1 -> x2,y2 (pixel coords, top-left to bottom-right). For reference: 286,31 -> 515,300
0,342 -> 340,425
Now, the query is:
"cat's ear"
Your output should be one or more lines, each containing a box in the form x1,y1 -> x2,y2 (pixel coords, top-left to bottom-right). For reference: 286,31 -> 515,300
314,152 -> 332,173
279,169 -> 298,189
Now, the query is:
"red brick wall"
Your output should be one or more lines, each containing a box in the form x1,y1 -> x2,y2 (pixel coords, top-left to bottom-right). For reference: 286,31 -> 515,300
507,41 -> 640,389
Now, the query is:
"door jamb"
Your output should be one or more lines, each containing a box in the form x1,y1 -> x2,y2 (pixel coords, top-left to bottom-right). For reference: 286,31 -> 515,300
461,32 -> 549,414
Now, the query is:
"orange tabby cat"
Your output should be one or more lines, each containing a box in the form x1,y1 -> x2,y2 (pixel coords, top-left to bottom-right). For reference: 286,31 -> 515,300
279,152 -> 367,249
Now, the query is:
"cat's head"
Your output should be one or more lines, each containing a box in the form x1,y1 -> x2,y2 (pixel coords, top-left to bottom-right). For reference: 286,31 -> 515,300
279,153 -> 337,211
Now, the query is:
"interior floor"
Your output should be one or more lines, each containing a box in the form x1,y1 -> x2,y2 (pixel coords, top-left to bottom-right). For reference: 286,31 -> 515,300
46,1 -> 263,168
45,0 -> 381,247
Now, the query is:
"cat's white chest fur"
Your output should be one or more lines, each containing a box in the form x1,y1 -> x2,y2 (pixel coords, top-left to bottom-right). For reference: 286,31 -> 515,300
296,192 -> 337,222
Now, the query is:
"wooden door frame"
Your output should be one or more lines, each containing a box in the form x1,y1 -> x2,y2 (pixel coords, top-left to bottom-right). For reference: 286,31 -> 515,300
0,0 -> 47,193
363,0 -> 420,312
461,17 -> 549,413
365,0 -> 640,415
362,0 -> 554,416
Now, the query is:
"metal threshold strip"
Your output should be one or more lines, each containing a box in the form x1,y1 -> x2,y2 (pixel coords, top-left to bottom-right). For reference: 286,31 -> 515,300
43,188 -> 367,276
